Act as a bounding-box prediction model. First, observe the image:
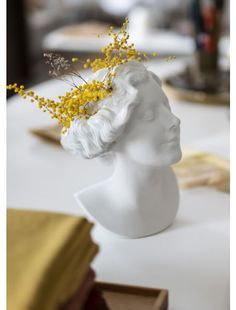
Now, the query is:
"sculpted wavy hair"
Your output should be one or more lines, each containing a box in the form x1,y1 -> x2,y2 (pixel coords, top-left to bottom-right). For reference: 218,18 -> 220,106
61,61 -> 161,159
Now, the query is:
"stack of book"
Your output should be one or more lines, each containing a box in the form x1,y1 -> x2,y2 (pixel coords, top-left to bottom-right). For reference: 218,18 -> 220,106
7,209 -> 110,310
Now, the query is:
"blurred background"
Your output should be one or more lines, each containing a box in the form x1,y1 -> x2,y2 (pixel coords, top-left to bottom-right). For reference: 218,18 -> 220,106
6,4 -> 230,308
7,0 -> 230,91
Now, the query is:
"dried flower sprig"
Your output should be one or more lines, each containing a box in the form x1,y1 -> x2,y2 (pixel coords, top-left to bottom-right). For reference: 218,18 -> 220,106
7,18 -> 172,130
43,53 -> 88,87
44,53 -> 70,77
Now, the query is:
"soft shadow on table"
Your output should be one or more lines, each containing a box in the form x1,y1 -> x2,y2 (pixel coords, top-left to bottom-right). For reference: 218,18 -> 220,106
162,217 -> 194,235
92,216 -> 195,241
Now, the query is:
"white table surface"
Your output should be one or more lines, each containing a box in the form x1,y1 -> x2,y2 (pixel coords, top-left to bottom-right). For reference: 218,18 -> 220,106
43,29 -> 194,55
42,26 -> 230,61
7,60 -> 229,310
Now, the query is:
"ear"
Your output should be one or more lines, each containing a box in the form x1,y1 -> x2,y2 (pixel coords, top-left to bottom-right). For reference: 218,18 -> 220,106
150,72 -> 162,87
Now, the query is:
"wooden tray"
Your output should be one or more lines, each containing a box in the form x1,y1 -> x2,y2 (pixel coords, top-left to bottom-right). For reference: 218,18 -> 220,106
163,69 -> 230,105
30,125 -> 61,145
96,282 -> 168,310
163,80 -> 229,105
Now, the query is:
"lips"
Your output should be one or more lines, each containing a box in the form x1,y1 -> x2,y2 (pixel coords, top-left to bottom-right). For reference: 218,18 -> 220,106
167,132 -> 180,143
167,138 -> 178,143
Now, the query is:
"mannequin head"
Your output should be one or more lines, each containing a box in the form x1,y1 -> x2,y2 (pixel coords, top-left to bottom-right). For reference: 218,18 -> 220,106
61,61 -> 181,167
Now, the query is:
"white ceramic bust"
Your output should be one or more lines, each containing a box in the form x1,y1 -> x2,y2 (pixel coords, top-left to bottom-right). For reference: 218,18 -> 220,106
61,61 -> 182,238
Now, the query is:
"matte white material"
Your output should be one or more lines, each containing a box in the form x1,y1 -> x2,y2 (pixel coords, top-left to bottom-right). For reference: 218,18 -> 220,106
7,59 -> 229,309
76,166 -> 179,238
61,62 -> 182,237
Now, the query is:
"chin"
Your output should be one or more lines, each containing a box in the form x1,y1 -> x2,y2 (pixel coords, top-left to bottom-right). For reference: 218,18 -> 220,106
159,148 -> 182,167
170,148 -> 182,164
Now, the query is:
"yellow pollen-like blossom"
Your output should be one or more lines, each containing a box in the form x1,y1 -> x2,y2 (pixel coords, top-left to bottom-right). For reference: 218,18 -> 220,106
6,17 -> 161,129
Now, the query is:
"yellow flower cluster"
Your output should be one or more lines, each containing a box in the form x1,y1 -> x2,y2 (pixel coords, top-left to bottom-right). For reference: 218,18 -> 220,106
83,17 -> 157,74
6,17 -> 160,129
6,81 -> 111,129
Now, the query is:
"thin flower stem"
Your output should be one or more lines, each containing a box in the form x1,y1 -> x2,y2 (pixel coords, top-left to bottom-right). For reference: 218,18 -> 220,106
71,71 -> 88,84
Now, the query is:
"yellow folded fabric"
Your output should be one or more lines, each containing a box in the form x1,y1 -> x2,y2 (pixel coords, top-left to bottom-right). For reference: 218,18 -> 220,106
172,150 -> 229,193
7,209 -> 98,310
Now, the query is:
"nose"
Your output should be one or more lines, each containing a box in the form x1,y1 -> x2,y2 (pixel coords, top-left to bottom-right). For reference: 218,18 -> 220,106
169,115 -> 180,130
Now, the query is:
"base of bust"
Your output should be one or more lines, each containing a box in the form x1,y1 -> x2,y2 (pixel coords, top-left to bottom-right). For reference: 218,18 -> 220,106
74,169 -> 179,238
75,194 -> 178,238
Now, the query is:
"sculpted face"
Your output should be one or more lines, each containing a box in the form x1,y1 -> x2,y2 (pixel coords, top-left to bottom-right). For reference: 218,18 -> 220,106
61,61 -> 181,165
115,71 -> 182,166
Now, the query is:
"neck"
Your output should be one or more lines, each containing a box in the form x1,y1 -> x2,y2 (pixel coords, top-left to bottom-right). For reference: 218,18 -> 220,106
110,153 -> 165,195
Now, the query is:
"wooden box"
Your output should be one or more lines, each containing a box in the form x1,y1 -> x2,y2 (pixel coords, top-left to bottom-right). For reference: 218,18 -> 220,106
96,282 -> 168,310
